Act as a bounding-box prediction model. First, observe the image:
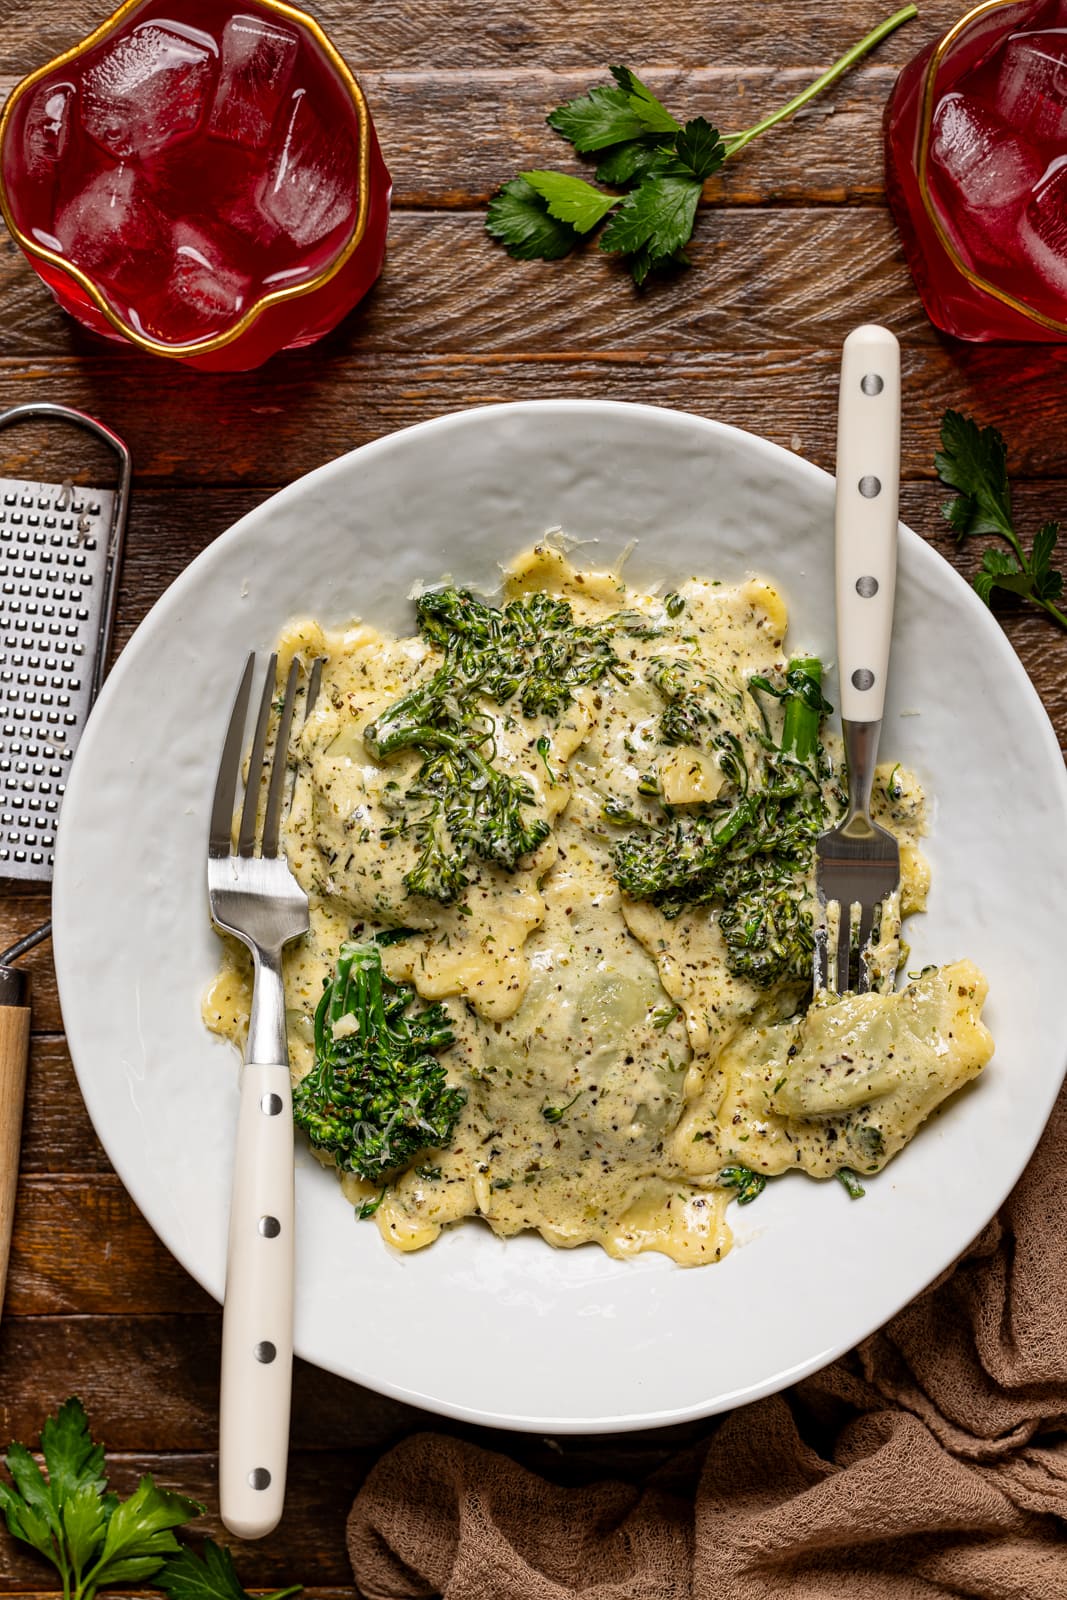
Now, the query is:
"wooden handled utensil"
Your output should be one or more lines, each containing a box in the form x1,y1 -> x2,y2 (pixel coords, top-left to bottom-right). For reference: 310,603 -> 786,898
0,951 -> 31,1316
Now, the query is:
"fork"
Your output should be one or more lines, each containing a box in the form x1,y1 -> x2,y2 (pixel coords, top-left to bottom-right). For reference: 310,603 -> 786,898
815,325 -> 902,995
208,651 -> 320,1539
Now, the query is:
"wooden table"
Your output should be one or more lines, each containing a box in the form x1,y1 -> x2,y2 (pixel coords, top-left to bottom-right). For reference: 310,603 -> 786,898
1,1 -> 1065,1595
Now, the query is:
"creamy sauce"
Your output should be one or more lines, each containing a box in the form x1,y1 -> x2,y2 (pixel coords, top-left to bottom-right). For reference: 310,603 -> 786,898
204,545 -> 993,1265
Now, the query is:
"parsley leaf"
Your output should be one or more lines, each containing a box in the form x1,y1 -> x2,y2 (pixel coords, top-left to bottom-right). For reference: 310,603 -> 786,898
485,177 -> 581,261
520,170 -> 620,233
935,411 -> 1067,630
548,67 -> 679,152
158,1540 -> 302,1600
547,83 -> 647,153
608,65 -> 681,135
0,1398 -> 202,1600
600,173 -> 702,265
935,410 -> 1014,540
594,138 -> 673,186
90,1476 -> 201,1586
662,117 -> 727,183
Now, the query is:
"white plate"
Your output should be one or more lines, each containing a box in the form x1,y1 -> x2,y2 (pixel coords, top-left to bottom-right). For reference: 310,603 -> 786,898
53,400 -> 1067,1433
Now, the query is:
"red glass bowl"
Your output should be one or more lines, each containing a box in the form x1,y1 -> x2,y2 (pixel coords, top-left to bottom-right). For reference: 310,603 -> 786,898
0,0 -> 391,371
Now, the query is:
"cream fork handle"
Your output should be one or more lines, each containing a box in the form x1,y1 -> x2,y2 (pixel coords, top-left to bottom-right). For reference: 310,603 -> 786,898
834,325 -> 901,727
219,1059 -> 294,1540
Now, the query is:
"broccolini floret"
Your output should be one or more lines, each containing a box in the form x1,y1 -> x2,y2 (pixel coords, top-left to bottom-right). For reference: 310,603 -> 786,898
364,586 -> 625,903
613,657 -> 837,987
292,941 -> 466,1183
647,656 -> 718,747
716,1165 -> 768,1205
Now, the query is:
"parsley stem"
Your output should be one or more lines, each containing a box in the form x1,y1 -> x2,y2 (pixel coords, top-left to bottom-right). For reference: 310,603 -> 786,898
721,4 -> 918,159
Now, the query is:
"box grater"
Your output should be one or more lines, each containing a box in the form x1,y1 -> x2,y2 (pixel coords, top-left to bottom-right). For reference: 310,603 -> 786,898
0,402 -> 131,885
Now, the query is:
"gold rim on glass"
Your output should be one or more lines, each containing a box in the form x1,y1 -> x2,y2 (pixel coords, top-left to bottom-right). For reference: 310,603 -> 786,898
916,0 -> 1067,335
0,0 -> 373,359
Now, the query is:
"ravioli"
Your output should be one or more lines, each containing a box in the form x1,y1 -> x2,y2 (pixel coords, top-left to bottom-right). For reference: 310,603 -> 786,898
204,544 -> 994,1266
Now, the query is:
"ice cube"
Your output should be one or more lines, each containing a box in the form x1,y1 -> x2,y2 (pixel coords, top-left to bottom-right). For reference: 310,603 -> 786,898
931,94 -> 1043,211
996,28 -> 1067,143
22,82 -> 76,179
165,221 -> 253,335
256,88 -> 356,249
81,21 -> 216,159
53,163 -> 168,296
208,14 -> 298,149
1018,159 -> 1067,297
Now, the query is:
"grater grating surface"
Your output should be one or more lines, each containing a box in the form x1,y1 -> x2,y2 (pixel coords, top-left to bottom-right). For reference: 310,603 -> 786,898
0,406 -> 131,885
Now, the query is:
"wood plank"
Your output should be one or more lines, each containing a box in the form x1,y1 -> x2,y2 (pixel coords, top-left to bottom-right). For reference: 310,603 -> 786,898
361,65 -> 900,207
3,344 -> 1067,491
4,1175 -> 214,1315
0,1 -> 971,74
0,1316 -> 422,1450
0,65 -> 902,210
0,207 -> 935,363
17,1036 -> 108,1171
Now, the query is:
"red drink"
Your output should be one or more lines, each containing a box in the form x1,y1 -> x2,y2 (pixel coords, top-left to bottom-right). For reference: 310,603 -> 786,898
885,0 -> 1067,340
0,0 -> 391,370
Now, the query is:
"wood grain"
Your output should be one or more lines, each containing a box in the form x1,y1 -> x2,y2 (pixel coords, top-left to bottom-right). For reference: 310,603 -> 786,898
4,1176 -> 215,1315
0,207 -> 936,360
3,344 -> 1067,492
17,1036 -> 110,1171
0,64 -> 900,209
0,1 -> 974,74
0,1316 -> 420,1451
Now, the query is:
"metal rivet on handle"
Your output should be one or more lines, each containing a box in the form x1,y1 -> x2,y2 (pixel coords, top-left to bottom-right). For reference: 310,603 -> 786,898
258,1215 -> 281,1238
861,373 -> 884,396
261,1092 -> 283,1115
851,668 -> 875,691
856,575 -> 879,598
248,1467 -> 271,1490
254,1341 -> 277,1363
858,476 -> 881,498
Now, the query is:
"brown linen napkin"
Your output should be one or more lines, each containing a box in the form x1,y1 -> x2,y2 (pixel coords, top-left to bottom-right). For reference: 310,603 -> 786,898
347,1085 -> 1067,1600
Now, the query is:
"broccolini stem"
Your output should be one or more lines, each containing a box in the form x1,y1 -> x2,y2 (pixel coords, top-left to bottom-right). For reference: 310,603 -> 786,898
780,657 -> 824,764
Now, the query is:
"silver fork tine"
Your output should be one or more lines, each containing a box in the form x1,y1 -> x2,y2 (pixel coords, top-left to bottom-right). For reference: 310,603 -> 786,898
209,653 -> 255,859
834,902 -> 853,995
238,652 -> 277,858
819,921 -> 831,992
262,658 -> 301,858
855,902 -> 876,993
306,655 -> 323,717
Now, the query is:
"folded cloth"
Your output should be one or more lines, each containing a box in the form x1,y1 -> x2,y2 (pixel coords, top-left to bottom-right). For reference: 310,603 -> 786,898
347,1087 -> 1067,1600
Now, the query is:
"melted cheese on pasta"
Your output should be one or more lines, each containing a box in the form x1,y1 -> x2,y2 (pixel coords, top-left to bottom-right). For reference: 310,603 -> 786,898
204,545 -> 993,1265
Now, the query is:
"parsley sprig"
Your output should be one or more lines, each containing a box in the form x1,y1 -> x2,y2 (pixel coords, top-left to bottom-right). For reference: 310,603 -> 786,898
487,7 -> 917,286
160,1542 -> 301,1600
0,1398 -> 300,1600
935,411 -> 1067,631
